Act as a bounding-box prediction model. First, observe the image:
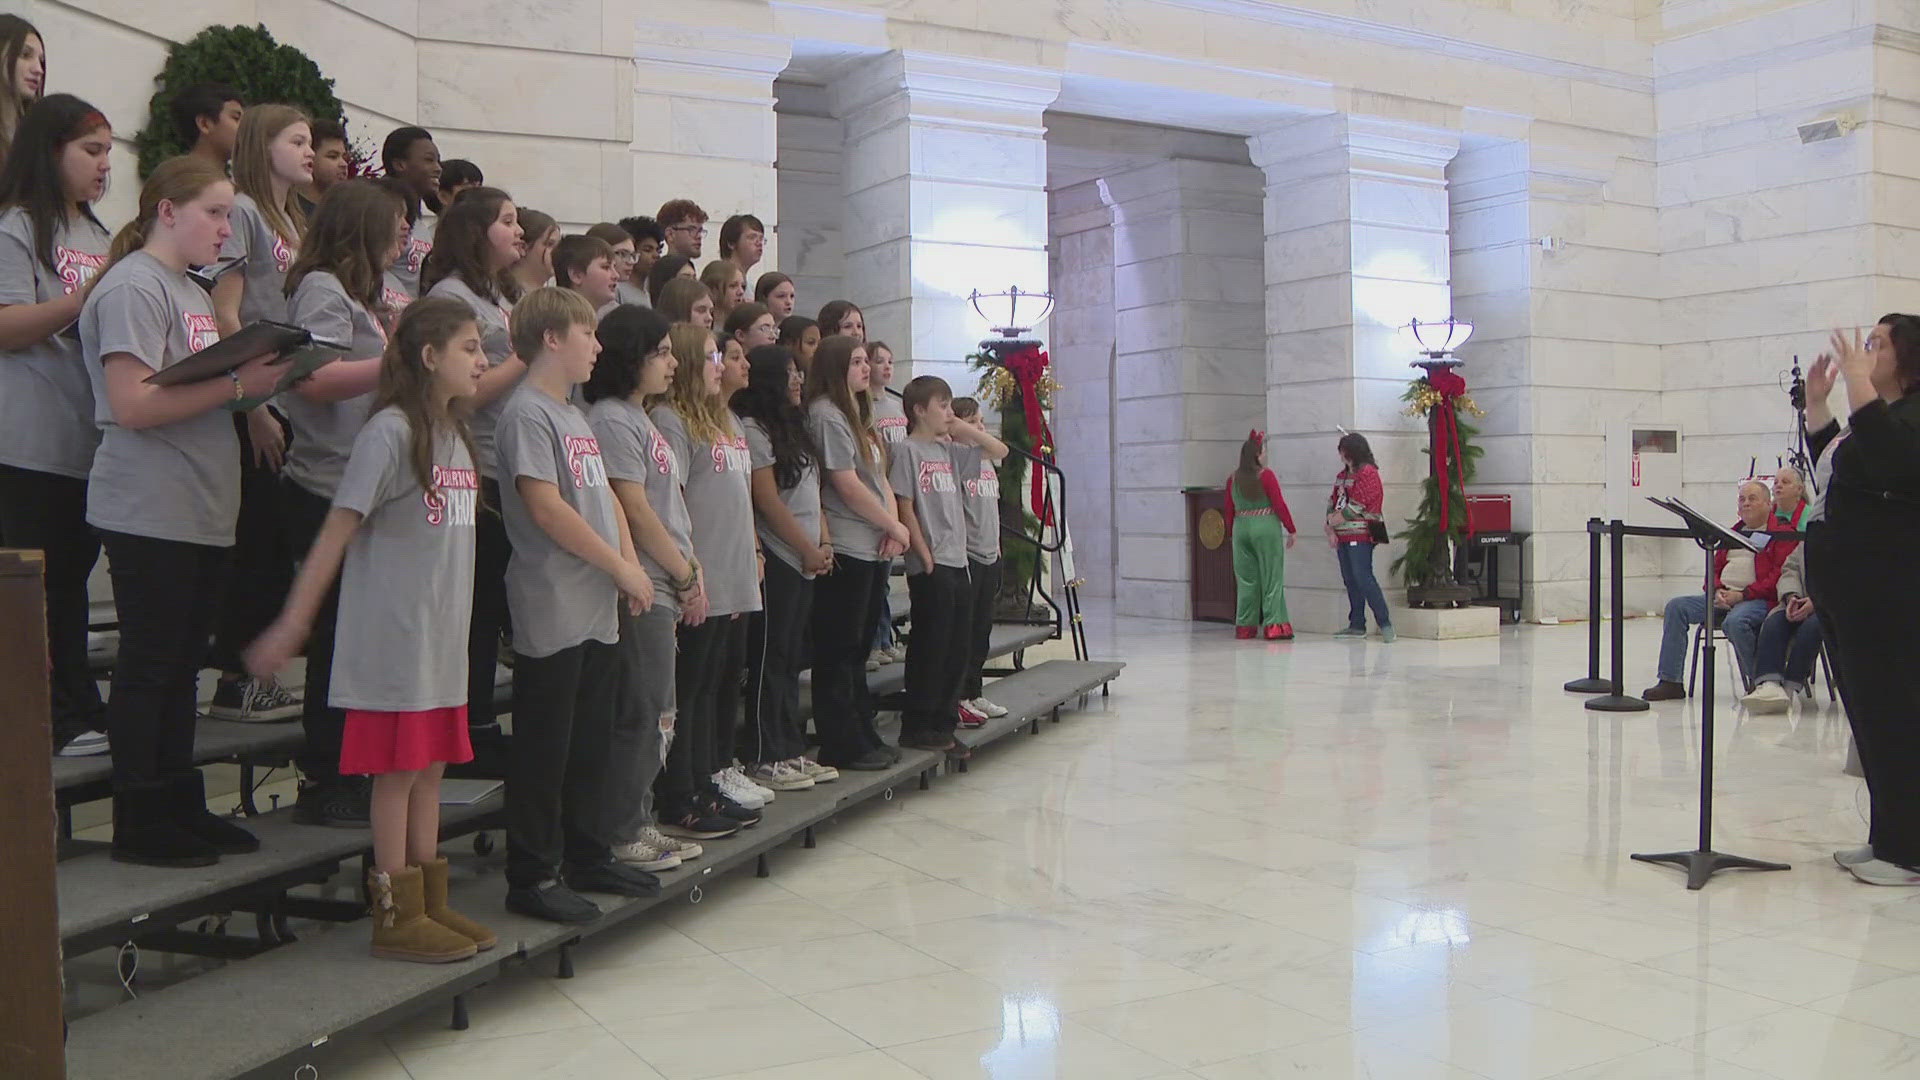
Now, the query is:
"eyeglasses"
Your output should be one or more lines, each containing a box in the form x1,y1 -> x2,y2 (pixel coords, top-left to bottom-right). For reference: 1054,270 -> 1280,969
611,251 -> 638,266
671,225 -> 707,236
708,351 -> 725,366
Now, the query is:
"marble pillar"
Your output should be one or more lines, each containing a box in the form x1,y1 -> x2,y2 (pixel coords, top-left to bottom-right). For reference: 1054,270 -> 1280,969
829,52 -> 1060,390
1251,116 -> 1459,633
773,81 -> 845,310
1049,179 -> 1117,600
1106,159 -> 1267,619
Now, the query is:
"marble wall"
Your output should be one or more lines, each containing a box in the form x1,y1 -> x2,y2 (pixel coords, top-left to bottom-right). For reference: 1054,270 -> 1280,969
1048,179 -> 1118,599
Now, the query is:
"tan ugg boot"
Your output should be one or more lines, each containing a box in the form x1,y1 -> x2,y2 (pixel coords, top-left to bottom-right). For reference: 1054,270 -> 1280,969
367,866 -> 478,964
418,856 -> 497,951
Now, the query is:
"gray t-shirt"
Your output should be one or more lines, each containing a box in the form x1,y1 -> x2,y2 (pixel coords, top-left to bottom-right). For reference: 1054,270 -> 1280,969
588,396 -> 693,615
870,391 -> 908,446
426,274 -> 515,477
81,251 -> 239,547
888,437 -> 966,574
329,407 -> 477,711
742,417 -> 823,577
651,405 -> 760,617
382,269 -> 413,315
282,271 -> 385,499
0,207 -> 110,477
217,192 -> 296,326
495,383 -> 620,657
952,443 -> 1001,562
808,398 -> 887,561
615,280 -> 650,308
389,231 -> 432,299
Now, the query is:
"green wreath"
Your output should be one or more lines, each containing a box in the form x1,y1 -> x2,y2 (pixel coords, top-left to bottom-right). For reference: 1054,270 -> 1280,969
133,24 -> 345,178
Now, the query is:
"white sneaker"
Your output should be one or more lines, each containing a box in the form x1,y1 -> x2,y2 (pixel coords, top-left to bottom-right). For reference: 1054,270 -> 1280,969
748,760 -> 816,791
1849,859 -> 1920,886
1741,681 -> 1791,714
614,837 -> 681,871
713,767 -> 768,809
886,643 -> 909,663
794,757 -> 838,783
970,697 -> 1009,718
1834,844 -> 1875,869
732,764 -> 777,801
57,728 -> 111,757
637,824 -> 701,861
867,651 -> 885,672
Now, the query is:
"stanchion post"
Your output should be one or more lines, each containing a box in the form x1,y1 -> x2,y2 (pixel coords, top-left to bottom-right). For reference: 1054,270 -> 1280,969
0,550 -> 64,1079
1565,517 -> 1611,693
1586,520 -> 1650,712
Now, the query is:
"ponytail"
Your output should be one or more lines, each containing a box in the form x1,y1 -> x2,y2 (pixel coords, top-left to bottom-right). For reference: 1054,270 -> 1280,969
99,156 -> 231,279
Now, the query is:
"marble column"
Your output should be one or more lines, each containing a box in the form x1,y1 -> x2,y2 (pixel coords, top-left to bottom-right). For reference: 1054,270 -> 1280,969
1106,159 -> 1268,619
828,52 -> 1060,389
627,9 -> 791,268
1251,116 -> 1459,633
1048,179 -> 1117,599
773,81 -> 845,308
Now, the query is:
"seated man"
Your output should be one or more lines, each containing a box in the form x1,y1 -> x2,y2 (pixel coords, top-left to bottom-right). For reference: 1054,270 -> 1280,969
1643,479 -> 1793,701
1741,543 -> 1823,713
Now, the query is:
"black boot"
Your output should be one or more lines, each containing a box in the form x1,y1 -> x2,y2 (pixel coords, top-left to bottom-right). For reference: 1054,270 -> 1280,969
112,782 -> 220,867
169,771 -> 260,854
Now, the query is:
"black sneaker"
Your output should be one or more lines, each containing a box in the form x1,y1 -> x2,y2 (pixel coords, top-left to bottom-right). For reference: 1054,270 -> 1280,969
836,749 -> 893,771
565,858 -> 661,898
54,722 -> 110,757
292,779 -> 371,827
657,805 -> 741,840
207,676 -> 302,722
702,788 -> 762,827
506,879 -> 602,924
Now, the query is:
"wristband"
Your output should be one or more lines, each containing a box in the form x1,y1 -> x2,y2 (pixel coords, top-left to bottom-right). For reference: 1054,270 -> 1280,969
229,369 -> 245,401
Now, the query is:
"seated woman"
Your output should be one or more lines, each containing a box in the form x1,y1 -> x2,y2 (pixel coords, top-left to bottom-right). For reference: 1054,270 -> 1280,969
1642,479 -> 1792,701
1740,542 -> 1823,713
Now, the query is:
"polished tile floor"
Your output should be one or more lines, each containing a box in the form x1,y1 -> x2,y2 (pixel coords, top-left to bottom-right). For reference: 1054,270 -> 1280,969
313,610 -> 1919,1079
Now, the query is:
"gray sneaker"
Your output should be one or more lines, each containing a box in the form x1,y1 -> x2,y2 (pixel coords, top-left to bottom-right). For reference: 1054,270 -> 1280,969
614,837 -> 681,872
208,677 -> 302,722
1834,845 -> 1876,869
1379,625 -> 1397,643
56,727 -> 110,757
637,824 -> 703,861
1849,859 -> 1920,886
1333,627 -> 1367,638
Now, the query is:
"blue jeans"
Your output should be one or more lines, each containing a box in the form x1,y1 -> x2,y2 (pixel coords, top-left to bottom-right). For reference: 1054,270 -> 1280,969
1336,542 -> 1391,630
1656,593 -> 1767,686
1754,608 -> 1823,692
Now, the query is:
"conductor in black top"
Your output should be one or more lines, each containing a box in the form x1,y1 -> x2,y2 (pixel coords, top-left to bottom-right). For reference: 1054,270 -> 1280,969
1804,315 -> 1920,885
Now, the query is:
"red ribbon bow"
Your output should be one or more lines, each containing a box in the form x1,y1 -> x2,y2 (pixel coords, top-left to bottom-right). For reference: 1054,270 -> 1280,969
1426,368 -> 1473,537
1006,346 -> 1054,525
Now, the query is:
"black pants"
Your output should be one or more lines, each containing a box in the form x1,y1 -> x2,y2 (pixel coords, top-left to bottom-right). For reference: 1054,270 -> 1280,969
711,613 -> 748,776
657,617 -> 726,807
506,638 -> 619,887
903,565 -> 972,740
810,554 -> 888,764
0,465 -> 104,737
209,412 -> 293,673
280,479 -> 345,782
963,557 -> 1001,700
100,531 -> 228,788
742,557 -> 813,765
1807,521 -> 1920,866
468,477 -> 511,731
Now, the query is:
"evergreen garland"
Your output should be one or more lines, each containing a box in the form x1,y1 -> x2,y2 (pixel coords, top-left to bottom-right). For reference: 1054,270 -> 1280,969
133,24 -> 345,178
1391,377 -> 1485,589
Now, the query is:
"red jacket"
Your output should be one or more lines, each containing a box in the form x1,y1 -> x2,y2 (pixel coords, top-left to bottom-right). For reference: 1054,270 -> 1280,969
1711,525 -> 1797,606
1224,468 -> 1297,533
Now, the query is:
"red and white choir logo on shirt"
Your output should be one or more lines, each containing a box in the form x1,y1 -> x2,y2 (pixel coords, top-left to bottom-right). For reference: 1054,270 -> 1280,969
565,435 -> 608,489
710,434 -> 750,473
381,286 -> 412,317
55,246 -> 107,294
916,458 -> 956,495
271,235 -> 293,274
963,458 -> 995,499
649,430 -> 674,476
182,311 -> 220,352
403,236 -> 431,274
876,415 -> 908,443
424,465 -> 479,527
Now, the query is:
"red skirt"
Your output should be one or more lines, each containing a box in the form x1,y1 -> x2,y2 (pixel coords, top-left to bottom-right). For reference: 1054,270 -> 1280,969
340,705 -> 473,775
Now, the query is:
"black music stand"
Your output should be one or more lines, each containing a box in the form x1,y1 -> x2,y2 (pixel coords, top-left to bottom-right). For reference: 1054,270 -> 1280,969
1630,497 -> 1791,889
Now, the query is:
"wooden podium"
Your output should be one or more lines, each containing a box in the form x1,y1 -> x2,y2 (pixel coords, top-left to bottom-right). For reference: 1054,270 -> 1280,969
1184,488 -> 1235,622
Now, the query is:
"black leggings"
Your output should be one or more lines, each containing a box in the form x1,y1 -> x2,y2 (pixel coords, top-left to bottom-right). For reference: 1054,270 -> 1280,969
100,531 -> 228,788
963,558 -> 1001,699
209,412 -> 293,674
468,478 -> 511,730
657,617 -> 727,807
742,557 -> 813,765
280,479 -> 345,781
809,555 -> 888,764
0,465 -> 103,735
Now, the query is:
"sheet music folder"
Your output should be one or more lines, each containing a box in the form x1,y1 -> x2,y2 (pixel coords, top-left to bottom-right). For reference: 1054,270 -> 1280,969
1645,497 -> 1762,553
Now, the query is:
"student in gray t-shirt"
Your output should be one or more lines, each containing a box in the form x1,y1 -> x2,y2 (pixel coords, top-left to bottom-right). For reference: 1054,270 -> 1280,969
212,191 -> 298,330
81,169 -> 285,866
887,376 -> 974,752
733,344 -> 829,779
947,397 -> 1012,715
493,286 -> 656,921
0,152 -> 114,755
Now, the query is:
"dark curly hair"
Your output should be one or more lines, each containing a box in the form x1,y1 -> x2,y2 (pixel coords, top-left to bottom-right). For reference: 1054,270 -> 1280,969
731,344 -> 815,491
584,303 -> 671,404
